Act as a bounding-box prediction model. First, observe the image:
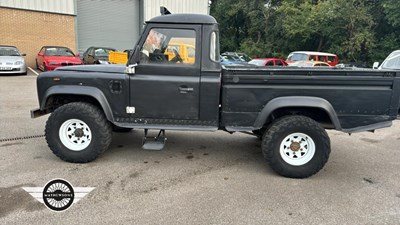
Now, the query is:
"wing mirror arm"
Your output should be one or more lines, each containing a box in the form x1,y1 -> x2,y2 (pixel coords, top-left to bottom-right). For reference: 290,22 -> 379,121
125,63 -> 137,74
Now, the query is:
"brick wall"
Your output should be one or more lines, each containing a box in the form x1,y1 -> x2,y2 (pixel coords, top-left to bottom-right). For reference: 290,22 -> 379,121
0,7 -> 76,68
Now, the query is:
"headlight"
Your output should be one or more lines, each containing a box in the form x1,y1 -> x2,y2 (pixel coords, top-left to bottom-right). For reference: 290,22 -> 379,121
98,60 -> 109,64
49,62 -> 59,65
14,61 -> 24,65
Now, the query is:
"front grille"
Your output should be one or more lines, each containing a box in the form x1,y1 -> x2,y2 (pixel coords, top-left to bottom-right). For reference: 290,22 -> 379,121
61,62 -> 74,66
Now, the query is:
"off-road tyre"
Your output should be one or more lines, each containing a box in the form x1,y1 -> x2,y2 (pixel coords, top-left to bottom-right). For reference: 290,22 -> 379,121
45,102 -> 112,163
262,115 -> 330,178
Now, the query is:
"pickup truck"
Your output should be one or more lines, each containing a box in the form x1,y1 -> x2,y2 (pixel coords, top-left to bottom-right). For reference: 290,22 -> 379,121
31,14 -> 400,178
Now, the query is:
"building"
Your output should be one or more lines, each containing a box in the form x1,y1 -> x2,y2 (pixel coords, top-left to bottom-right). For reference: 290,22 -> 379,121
0,0 -> 210,68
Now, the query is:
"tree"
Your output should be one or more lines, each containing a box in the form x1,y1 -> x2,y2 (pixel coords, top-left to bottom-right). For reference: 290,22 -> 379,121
210,0 -> 400,64
381,0 -> 400,27
277,0 -> 375,63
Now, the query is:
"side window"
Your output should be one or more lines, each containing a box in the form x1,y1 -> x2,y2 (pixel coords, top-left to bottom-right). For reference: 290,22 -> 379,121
40,48 -> 46,54
210,31 -> 219,62
140,28 -> 196,65
266,61 -> 274,66
327,56 -> 335,62
275,60 -> 283,66
309,55 -> 317,61
382,55 -> 400,69
318,56 -> 327,62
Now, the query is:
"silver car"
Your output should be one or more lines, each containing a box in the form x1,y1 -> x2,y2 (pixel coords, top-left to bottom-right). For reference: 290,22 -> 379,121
0,45 -> 27,75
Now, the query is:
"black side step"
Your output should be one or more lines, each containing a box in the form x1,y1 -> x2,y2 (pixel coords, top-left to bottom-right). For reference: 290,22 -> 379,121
142,129 -> 166,151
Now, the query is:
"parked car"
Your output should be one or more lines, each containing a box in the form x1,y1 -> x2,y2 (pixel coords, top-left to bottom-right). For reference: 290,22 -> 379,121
286,51 -> 338,66
220,55 -> 248,65
222,52 -> 252,62
82,47 -> 116,64
0,45 -> 27,75
335,63 -> 368,69
373,50 -> 400,70
287,60 -> 332,68
249,58 -> 287,67
36,46 -> 82,71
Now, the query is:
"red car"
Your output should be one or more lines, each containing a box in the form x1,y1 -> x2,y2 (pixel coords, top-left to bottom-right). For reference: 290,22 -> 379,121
248,58 -> 287,67
35,46 -> 83,71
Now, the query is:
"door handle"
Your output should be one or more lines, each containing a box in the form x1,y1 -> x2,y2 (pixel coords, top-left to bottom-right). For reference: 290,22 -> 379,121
179,86 -> 194,93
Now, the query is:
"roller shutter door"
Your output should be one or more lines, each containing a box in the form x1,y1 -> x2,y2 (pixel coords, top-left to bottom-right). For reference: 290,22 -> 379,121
76,0 -> 140,55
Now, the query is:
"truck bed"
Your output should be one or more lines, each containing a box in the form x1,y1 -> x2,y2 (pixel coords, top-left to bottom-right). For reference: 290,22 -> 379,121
221,67 -> 400,132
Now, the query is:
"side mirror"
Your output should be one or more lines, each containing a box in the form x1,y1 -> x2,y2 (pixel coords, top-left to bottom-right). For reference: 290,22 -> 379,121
75,53 -> 80,57
372,62 -> 379,69
21,53 -> 26,56
125,46 -> 140,75
38,53 -> 44,56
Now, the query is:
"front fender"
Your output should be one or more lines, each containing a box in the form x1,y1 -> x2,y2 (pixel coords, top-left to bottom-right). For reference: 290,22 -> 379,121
41,85 -> 114,121
253,96 -> 342,130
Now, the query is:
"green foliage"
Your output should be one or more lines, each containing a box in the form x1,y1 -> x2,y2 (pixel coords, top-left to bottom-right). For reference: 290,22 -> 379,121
382,0 -> 400,27
210,0 -> 400,65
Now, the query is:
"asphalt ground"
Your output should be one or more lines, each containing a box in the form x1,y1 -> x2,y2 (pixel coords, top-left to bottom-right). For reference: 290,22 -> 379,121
0,69 -> 400,224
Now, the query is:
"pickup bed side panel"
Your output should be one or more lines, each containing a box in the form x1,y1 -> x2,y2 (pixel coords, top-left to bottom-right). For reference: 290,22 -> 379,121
221,68 -> 399,131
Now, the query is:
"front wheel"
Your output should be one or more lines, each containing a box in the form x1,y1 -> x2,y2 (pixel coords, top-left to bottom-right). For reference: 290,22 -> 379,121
262,115 -> 331,178
45,102 -> 112,163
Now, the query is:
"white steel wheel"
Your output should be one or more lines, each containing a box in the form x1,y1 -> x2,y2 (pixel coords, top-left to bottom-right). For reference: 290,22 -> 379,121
59,119 -> 92,151
279,132 -> 316,166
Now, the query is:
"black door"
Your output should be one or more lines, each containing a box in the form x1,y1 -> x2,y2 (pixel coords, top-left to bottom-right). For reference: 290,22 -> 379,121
129,26 -> 201,120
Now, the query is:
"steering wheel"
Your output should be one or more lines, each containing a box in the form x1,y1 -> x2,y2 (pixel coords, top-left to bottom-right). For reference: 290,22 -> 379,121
171,48 -> 183,63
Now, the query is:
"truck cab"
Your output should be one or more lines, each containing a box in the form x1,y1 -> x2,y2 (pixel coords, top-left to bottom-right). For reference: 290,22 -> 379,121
124,14 -> 221,130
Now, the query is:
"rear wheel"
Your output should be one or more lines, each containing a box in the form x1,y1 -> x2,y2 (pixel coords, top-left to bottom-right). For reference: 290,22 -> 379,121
262,115 -> 330,178
45,102 -> 112,163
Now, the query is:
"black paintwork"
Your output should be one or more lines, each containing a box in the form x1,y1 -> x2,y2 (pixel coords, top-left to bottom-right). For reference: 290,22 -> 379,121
33,14 -> 400,133
148,14 -> 217,24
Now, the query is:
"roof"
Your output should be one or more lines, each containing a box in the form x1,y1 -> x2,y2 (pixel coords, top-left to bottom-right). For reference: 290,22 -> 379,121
252,58 -> 284,60
147,14 -> 217,24
41,46 -> 72,49
0,45 -> 17,48
88,46 -> 117,50
289,51 -> 337,56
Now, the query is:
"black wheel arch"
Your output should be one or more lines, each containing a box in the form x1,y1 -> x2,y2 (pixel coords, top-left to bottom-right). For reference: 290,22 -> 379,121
253,96 -> 342,130
40,85 -> 114,122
